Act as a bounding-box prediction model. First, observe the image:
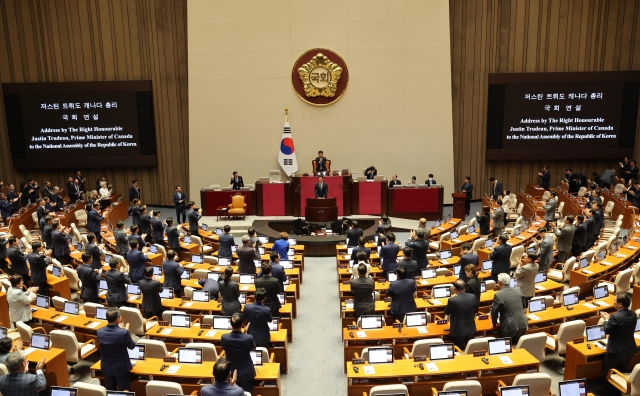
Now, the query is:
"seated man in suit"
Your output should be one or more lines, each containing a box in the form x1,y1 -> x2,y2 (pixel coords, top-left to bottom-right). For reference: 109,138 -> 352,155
313,150 -> 328,174
351,236 -> 371,263
387,267 -> 417,322
231,171 -> 244,190
389,174 -> 401,188
444,280 -> 478,349
424,174 -> 437,186
221,313 -> 256,395
243,287 -> 272,348
201,357 -> 245,396
346,220 -> 363,247
96,308 -> 136,391
314,176 -> 328,198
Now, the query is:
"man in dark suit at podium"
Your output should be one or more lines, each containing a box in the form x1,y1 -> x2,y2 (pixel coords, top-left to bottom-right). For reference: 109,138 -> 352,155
313,150 -> 328,174
314,176 -> 328,198
460,176 -> 473,216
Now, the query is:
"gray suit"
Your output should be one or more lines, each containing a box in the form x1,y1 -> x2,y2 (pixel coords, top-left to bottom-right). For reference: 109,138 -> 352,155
543,199 -> 556,221
514,262 -> 539,298
491,286 -> 528,344
114,228 -> 129,256
218,233 -> 235,258
0,371 -> 47,396
554,224 -> 576,263
537,234 -> 555,272
492,207 -> 505,235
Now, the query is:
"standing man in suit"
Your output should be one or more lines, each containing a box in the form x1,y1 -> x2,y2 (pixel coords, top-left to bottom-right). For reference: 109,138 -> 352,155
165,218 -> 181,252
187,201 -> 202,235
389,174 -> 401,188
162,249 -> 184,298
313,150 -> 328,174
585,209 -> 598,249
458,243 -> 479,282
550,215 -> 576,264
127,225 -> 145,251
627,160 -> 639,182
380,232 -> 400,279
48,187 -> 62,212
87,203 -> 104,243
489,234 -> 512,282
255,263 -> 281,317
5,184 -> 20,214
50,221 -> 71,264
461,176 -> 473,216
218,225 -> 235,258
538,166 -> 551,190
139,207 -> 153,243
248,227 -> 262,259
27,241 -> 50,296
387,267 -> 417,322
350,263 -> 374,320
424,174 -> 437,186
231,172 -> 244,190
150,210 -> 165,245
536,228 -> 554,272
173,185 -> 187,224
202,357 -> 245,396
444,280 -> 478,349
314,176 -> 328,198
396,247 -> 418,279
69,178 -> 82,203
77,252 -> 102,303
85,233 -> 103,270
491,273 -> 528,344
404,228 -> 429,272
351,237 -> 371,262
130,199 -> 142,226
514,253 -> 539,306
25,179 -> 39,204
243,287 -> 272,347
127,239 -> 149,283
7,236 -> 30,282
491,201 -> 505,236
237,235 -> 257,274
114,220 -> 130,256
572,214 -> 588,255
543,192 -> 557,225
600,293 -> 637,396
129,180 -> 140,203
140,266 -> 163,318
346,221 -> 363,247
0,351 -> 47,396
489,177 -> 503,200
105,257 -> 131,308
221,312 -> 256,395
0,194 -> 12,225
97,308 -> 135,391
35,198 -> 46,222
257,252 -> 286,290
41,181 -> 53,200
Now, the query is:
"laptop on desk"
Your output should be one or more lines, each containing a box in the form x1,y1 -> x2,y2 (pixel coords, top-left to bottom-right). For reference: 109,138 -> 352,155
127,344 -> 145,366
50,387 -> 78,396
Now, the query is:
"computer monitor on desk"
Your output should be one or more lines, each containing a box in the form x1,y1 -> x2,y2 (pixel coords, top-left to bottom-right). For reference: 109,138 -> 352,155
50,387 -> 78,396
429,343 -> 454,361
213,316 -> 232,330
580,257 -> 589,269
64,301 -> 79,315
528,298 -> 546,313
562,292 -> 579,307
360,315 -> 383,329
127,345 -> 146,361
218,257 -> 231,266
488,338 -> 512,355
586,325 -> 606,342
96,306 -> 108,320
171,314 -> 191,328
558,379 -> 587,396
440,250 -> 452,260
367,347 -> 394,364
177,347 -> 202,364
482,260 -> 493,272
405,312 -> 427,327
35,295 -> 49,309
499,386 -> 529,396
485,239 -> 494,248
421,268 -> 437,279
432,286 -> 451,299
593,285 -> 608,300
31,333 -> 50,350
191,254 -> 203,264
106,392 -> 134,396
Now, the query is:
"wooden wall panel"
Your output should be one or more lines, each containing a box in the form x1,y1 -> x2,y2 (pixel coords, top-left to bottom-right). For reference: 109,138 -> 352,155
450,0 -> 640,197
0,0 -> 188,206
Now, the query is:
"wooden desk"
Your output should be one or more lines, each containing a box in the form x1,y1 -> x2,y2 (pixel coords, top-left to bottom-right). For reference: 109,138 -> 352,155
25,347 -> 70,387
477,228 -> 539,262
46,273 -> 71,300
92,358 -> 281,396
388,187 -> 444,221
346,349 -> 539,396
32,307 -> 107,343
0,293 -> 9,327
565,334 -> 640,380
200,189 -> 257,217
526,184 -> 546,198
8,204 -> 38,239
352,181 -> 388,215
601,189 -> 636,229
255,181 -> 293,216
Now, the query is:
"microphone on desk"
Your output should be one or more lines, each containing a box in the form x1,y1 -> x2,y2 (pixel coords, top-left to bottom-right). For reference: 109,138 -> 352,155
520,189 -> 525,194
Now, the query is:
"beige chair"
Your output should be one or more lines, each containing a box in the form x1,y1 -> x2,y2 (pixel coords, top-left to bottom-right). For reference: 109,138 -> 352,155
577,186 -> 587,198
547,257 -> 576,282
437,380 -> 482,396
598,267 -> 634,294
541,191 -> 551,201
183,286 -> 195,299
137,339 -> 169,359
470,238 -> 486,254
63,267 -> 81,292
484,279 -> 496,290
203,255 -> 219,265
74,382 -> 107,396
469,217 -> 478,230
255,347 -> 271,363
269,170 -> 281,183
604,200 -> 616,218
403,338 -> 444,359
460,337 -> 494,355
498,373 -> 552,396
120,306 -> 158,336
516,332 -> 547,362
146,381 -> 184,396
162,310 -> 190,323
186,342 -> 219,362
193,269 -> 210,279
19,224 -> 40,243
154,244 -> 167,261
562,286 -> 581,298
191,235 -> 213,254
457,225 -> 468,236
228,194 -> 247,220
113,254 -> 128,273
429,232 -> 451,252
82,302 -> 103,316
52,296 -> 68,309
16,321 -> 47,343
508,203 -> 524,221
369,385 -> 408,396
554,201 -> 565,219
0,363 -> 7,376
581,250 -> 595,263
75,209 -> 88,227
509,245 -> 525,269
20,237 -> 31,252
545,319 -> 586,355
608,362 -> 640,395
50,329 -> 98,378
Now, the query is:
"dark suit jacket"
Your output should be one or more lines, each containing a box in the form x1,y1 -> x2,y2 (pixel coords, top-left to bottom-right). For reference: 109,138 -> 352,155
231,177 -> 244,190
257,262 -> 286,291
221,331 -> 256,386
350,276 -> 375,319
218,233 -> 235,257
604,308 -> 637,357
27,252 -> 48,284
389,180 -> 401,188
173,191 -> 187,208
314,182 -> 328,198
406,239 -> 429,270
41,186 -> 53,200
77,263 -> 100,299
490,286 -> 528,334
540,171 -> 551,189
27,184 -> 39,203
166,226 -> 180,251
129,185 -> 140,201
444,291 -> 478,337
254,275 -> 282,316
461,182 -> 473,199
201,382 -> 245,396
198,278 -> 220,300
6,190 -> 19,213
346,228 -> 363,246
0,237 -> 6,260
162,259 -> 184,291
97,324 -> 136,376
8,246 -> 28,275
127,249 -> 149,283
314,157 -> 328,172
490,243 -> 512,276
187,209 -> 202,234
105,269 -> 130,304
387,278 -> 417,318
139,214 -> 152,235
458,253 -> 479,278
51,229 -> 70,257
350,246 -> 371,262
131,205 -> 141,226
114,228 -> 130,255
87,209 -> 104,234
36,205 -> 46,221
0,199 -> 11,219
573,222 -> 587,247
380,243 -> 400,272
85,242 -> 102,270
128,234 -> 144,251
492,181 -> 503,200
139,277 -> 163,313
396,259 -> 418,279
150,217 -> 165,243
476,214 -> 490,235
41,224 -> 53,249
244,302 -> 272,346
424,179 -> 437,186
237,245 -> 256,274
465,275 -> 481,305
50,193 -> 64,212
0,371 -> 47,396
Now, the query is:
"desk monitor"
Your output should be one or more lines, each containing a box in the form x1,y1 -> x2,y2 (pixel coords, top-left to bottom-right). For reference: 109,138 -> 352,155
360,315 -> 383,330
96,306 -> 108,320
127,284 -> 141,295
104,253 -> 112,263
421,268 -> 437,279
405,312 -> 427,327
480,282 -> 487,293
435,220 -> 441,227
509,277 -> 516,288
159,287 -> 174,299
280,260 -> 293,269
76,242 -> 83,252
181,269 -> 191,280
253,259 -> 262,268
347,247 -> 354,255
562,292 -> 579,307
450,231 -> 459,239
488,338 -> 512,355
513,226 -> 521,236
367,347 -> 394,364
526,247 -> 536,255
446,213 -> 451,221
31,333 -> 50,350
429,343 -> 454,361
208,272 -> 222,280
432,286 -> 451,299
258,236 -> 268,244
238,292 -> 246,304
128,345 -> 146,361
216,228 -> 223,235
610,241 -> 619,254
192,290 -> 210,302
213,316 -> 232,330
201,223 -> 208,231
534,272 -> 547,283
558,379 -> 587,396
528,298 -> 546,313
623,234 -> 629,246
289,238 -> 297,246
64,301 -> 79,315
440,250 -> 452,260
586,325 -> 606,342
191,254 -> 203,264
468,225 -> 475,233
283,275 -> 290,285
218,257 -> 231,266
597,249 -> 607,261
278,293 -> 286,305
177,347 -> 202,364
51,387 -> 78,396
170,313 -> 191,328
152,266 -> 163,277
288,248 -> 295,257
438,393 -> 468,396
387,272 -> 398,282
149,244 -> 158,254
250,350 -> 263,366
106,392 -> 135,396
453,264 -> 461,276
482,260 -> 493,272
499,386 -> 529,396
239,274 -> 255,284
183,235 -> 192,244
485,239 -> 494,248
0,327 -> 7,339
268,318 -> 279,332
579,257 -> 589,269
35,295 -> 50,309
635,317 -> 640,332
99,279 -> 108,291
231,246 -> 237,253
51,265 -> 61,277
593,285 -> 609,300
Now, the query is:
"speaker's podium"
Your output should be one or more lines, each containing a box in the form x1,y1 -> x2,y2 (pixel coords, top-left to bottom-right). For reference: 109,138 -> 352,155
452,192 -> 467,219
305,197 -> 338,222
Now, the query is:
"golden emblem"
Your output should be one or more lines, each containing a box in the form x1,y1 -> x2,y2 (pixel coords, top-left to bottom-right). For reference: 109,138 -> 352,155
297,53 -> 343,97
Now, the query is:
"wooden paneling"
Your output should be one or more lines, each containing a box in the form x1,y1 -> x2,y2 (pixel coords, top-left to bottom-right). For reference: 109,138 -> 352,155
450,0 -> 640,197
0,0 -> 188,206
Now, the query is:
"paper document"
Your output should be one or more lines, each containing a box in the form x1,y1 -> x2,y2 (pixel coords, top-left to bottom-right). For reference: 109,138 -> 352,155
426,363 -> 439,371
499,356 -> 513,364
417,327 -> 428,334
356,331 -> 367,338
363,366 -> 375,374
583,303 -> 596,309
165,365 -> 180,374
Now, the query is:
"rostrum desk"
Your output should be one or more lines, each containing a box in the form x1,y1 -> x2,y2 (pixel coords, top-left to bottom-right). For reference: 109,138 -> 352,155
305,197 -> 338,222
